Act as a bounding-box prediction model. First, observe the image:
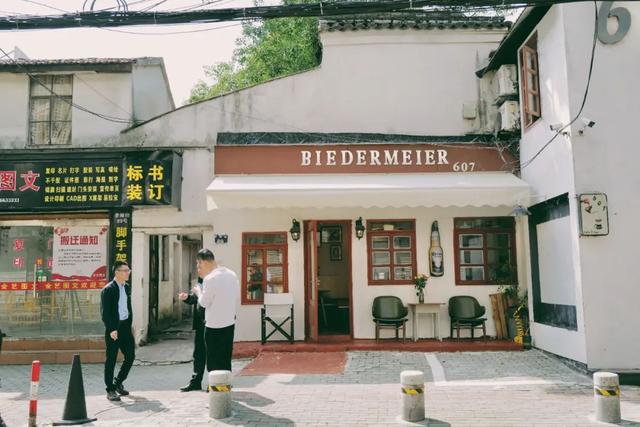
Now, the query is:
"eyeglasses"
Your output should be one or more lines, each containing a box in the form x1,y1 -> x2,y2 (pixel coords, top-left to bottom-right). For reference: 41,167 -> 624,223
116,268 -> 131,273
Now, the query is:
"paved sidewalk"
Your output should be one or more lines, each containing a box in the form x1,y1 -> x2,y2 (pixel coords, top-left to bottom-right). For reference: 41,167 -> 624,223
1,346 -> 640,426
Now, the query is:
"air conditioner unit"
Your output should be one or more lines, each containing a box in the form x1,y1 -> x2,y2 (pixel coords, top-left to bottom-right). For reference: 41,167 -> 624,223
494,64 -> 517,98
497,100 -> 520,132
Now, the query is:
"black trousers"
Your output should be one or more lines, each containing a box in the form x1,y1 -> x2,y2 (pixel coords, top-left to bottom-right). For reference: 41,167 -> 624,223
205,324 -> 235,372
191,324 -> 206,382
104,320 -> 135,392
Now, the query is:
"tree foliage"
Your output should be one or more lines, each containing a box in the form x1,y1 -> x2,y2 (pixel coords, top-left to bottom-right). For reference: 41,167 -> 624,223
188,0 -> 322,103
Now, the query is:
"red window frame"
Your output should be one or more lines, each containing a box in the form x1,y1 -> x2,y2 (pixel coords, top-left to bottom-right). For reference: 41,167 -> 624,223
241,232 -> 288,305
454,217 -> 517,286
366,219 -> 417,285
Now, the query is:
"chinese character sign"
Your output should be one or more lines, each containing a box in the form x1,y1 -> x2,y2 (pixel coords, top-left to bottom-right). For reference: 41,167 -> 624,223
122,152 -> 180,206
109,209 -> 133,278
52,226 -> 108,281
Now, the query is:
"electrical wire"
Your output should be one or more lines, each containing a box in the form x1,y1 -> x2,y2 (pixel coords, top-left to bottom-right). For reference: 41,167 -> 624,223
18,0 -> 69,14
97,21 -> 242,34
0,0 -> 582,31
520,0 -> 598,170
0,45 -> 134,124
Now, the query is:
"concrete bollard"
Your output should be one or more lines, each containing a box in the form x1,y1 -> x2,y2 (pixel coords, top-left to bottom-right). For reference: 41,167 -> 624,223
401,370 -> 425,422
594,371 -> 621,424
209,370 -> 232,419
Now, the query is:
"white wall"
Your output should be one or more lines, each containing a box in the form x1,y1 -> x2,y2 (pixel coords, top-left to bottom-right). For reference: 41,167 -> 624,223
122,28 -> 506,145
208,205 -> 526,342
132,58 -> 175,122
517,5 -> 587,363
0,73 -> 29,146
561,2 -> 640,370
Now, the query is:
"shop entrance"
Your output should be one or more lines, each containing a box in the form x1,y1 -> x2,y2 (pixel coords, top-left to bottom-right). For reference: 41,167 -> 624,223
304,220 -> 352,341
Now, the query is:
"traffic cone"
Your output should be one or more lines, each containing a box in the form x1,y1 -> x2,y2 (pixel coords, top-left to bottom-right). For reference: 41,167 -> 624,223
53,354 -> 97,425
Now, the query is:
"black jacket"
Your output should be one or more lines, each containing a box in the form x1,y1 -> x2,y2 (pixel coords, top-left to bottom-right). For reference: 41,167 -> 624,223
183,292 -> 206,330
101,280 -> 133,333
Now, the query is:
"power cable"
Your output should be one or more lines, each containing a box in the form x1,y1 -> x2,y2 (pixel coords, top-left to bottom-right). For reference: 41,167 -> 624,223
18,0 -> 69,14
98,21 -> 242,34
0,45 -> 134,124
520,0 -> 598,170
0,0 -> 580,31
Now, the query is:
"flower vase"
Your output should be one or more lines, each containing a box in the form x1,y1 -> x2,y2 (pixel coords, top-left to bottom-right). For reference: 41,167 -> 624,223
418,289 -> 424,304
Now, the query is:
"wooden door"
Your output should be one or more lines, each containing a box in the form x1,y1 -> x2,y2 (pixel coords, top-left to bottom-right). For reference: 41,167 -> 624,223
304,220 -> 319,342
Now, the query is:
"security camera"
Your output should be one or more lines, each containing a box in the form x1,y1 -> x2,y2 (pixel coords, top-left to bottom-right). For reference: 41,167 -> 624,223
581,117 -> 596,128
549,123 -> 564,132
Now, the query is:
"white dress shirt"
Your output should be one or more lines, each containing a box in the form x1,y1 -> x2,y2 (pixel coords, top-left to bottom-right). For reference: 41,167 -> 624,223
198,266 -> 240,329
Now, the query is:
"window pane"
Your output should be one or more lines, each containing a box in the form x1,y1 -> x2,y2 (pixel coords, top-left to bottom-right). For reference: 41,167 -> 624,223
266,283 -> 284,293
460,267 -> 484,281
372,267 -> 390,281
455,218 -> 513,229
460,250 -> 483,265
247,249 -> 263,266
30,122 -> 49,145
488,249 -> 511,265
371,236 -> 389,249
369,221 -> 413,232
51,97 -> 72,122
247,266 -> 263,283
266,249 -> 283,265
52,75 -> 72,96
30,98 -> 50,122
266,266 -> 283,283
488,264 -> 514,282
30,76 -> 52,96
394,251 -> 412,265
246,283 -> 263,301
243,234 -> 286,245
394,266 -> 412,281
393,236 -> 411,249
459,234 -> 483,248
51,122 -> 71,145
487,233 -> 510,248
372,251 -> 390,266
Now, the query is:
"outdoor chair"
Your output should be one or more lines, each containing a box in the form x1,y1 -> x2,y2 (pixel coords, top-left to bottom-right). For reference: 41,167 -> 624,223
448,295 -> 487,340
372,296 -> 408,341
261,293 -> 294,344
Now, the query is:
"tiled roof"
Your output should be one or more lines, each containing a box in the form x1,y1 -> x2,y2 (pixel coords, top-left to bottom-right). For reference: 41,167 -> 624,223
320,13 -> 511,32
0,58 -> 135,67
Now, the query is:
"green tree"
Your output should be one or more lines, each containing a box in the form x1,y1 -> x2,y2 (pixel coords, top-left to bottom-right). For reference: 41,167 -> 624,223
188,0 -> 322,103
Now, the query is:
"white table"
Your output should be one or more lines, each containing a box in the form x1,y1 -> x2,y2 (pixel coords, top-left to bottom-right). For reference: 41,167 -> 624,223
408,302 -> 445,341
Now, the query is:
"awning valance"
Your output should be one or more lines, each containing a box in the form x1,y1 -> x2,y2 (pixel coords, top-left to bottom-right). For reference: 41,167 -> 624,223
206,173 -> 530,209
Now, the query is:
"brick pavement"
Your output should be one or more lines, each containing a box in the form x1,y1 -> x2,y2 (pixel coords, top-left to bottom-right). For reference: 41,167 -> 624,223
1,349 -> 640,426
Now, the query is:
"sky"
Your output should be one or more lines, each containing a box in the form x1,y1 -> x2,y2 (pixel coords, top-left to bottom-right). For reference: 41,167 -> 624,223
0,0 -> 275,105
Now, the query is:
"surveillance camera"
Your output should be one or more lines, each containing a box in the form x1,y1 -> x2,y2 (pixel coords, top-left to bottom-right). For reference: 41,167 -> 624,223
549,123 -> 563,132
581,117 -> 595,128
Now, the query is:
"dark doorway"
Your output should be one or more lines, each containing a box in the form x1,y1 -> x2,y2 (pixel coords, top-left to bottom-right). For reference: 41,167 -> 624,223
316,221 -> 352,337
148,235 -> 160,338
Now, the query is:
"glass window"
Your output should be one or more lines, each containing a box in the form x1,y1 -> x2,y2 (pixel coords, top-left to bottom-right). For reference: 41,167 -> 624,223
367,219 -> 416,285
29,75 -> 72,145
242,233 -> 288,304
519,33 -> 541,128
0,224 -> 106,337
454,217 -> 517,285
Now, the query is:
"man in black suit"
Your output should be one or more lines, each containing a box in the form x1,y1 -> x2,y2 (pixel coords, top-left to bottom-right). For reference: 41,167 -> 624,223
101,260 -> 135,402
178,276 -> 206,391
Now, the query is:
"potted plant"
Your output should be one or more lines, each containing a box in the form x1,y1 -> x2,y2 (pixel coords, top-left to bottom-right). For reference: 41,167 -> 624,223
413,273 -> 429,303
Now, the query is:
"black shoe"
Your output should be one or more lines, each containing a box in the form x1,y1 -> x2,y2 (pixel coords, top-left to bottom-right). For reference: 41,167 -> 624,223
114,383 -> 129,396
107,391 -> 121,401
180,382 -> 202,392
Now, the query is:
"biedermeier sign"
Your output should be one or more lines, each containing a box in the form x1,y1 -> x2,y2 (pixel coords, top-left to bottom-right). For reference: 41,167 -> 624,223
214,144 -> 515,174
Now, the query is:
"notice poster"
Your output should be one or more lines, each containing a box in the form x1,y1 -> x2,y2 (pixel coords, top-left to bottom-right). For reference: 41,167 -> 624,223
52,226 -> 108,281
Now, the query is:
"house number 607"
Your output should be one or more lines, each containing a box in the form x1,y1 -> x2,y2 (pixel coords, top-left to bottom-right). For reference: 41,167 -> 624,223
598,1 -> 631,44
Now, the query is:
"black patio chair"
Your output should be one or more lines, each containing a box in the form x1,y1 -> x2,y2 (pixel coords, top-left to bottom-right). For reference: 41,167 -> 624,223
448,296 -> 487,340
372,296 -> 408,341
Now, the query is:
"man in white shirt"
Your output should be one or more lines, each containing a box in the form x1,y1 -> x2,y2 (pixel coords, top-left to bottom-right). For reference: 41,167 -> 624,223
191,249 -> 239,372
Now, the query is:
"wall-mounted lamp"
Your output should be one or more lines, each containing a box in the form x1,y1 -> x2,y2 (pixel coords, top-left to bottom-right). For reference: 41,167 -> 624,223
355,217 -> 366,239
214,234 -> 228,244
289,219 -> 301,242
510,205 -> 531,217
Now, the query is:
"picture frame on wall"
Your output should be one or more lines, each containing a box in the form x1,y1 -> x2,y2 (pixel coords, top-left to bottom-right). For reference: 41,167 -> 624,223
321,226 -> 342,244
329,245 -> 342,261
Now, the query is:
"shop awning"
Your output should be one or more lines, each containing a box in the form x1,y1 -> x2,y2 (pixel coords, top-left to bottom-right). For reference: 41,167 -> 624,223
206,173 -> 530,209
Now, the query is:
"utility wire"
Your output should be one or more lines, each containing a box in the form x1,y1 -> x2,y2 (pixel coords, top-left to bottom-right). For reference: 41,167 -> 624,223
520,0 -> 597,170
0,46 -> 134,124
18,0 -> 69,14
98,21 -> 242,35
0,0 -> 584,30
